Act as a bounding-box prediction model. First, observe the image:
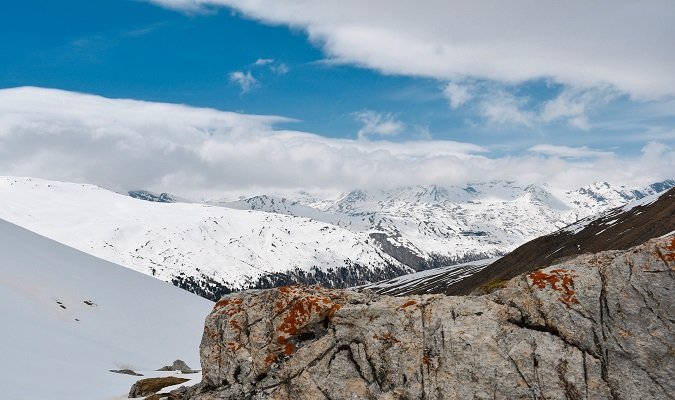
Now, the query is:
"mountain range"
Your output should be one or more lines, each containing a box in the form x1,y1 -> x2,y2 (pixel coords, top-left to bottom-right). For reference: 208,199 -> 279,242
0,176 -> 672,300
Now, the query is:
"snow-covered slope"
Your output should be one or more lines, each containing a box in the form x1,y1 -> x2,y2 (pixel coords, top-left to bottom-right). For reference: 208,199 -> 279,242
0,177 -> 406,299
0,218 -> 213,400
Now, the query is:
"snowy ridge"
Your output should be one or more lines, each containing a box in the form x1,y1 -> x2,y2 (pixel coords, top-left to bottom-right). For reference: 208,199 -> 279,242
0,177 -> 406,299
562,189 -> 665,234
0,218 -> 213,400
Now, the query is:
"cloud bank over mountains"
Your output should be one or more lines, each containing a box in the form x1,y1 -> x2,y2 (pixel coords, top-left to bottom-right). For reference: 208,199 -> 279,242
0,87 -> 672,198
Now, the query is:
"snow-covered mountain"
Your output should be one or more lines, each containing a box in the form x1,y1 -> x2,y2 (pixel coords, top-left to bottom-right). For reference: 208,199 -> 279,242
222,180 -> 675,271
0,177 -> 407,300
0,176 -> 672,300
0,218 -> 213,400
362,185 -> 675,296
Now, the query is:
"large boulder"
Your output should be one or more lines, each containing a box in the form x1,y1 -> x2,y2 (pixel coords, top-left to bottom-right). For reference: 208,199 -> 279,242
180,236 -> 674,399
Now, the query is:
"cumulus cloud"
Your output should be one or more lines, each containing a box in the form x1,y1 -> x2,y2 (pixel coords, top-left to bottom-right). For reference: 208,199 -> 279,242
353,111 -> 405,140
228,70 -> 258,93
539,86 -> 621,130
448,84 -> 622,130
0,87 -> 672,198
442,82 -> 473,109
478,89 -> 535,127
147,0 -> 675,99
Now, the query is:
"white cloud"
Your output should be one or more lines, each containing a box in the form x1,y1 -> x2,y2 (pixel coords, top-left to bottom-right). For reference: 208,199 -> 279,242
539,86 -> 620,130
228,70 -> 258,93
528,144 -> 614,159
0,87 -> 672,198
452,84 -> 622,130
271,63 -> 289,75
251,58 -> 289,75
147,0 -> 675,99
253,58 -> 274,66
442,82 -> 473,109
478,89 -> 534,127
353,111 -> 405,140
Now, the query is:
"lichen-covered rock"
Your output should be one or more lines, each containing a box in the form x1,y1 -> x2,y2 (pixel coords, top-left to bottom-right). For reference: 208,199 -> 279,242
179,236 -> 674,399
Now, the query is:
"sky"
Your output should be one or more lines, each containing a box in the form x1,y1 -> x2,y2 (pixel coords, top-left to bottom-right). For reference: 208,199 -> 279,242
0,0 -> 674,198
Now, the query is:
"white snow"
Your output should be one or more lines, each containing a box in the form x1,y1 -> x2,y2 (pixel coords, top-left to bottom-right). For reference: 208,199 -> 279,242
0,218 -> 213,400
0,177 -> 404,290
0,176 -> 671,292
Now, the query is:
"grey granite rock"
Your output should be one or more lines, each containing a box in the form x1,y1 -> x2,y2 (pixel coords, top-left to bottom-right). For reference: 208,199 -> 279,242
175,236 -> 675,399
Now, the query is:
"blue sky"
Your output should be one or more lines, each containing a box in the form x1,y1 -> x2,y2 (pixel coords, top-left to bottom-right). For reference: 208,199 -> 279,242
0,0 -> 673,195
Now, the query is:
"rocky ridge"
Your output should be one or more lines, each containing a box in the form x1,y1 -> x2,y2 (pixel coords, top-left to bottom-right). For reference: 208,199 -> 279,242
162,235 -> 674,399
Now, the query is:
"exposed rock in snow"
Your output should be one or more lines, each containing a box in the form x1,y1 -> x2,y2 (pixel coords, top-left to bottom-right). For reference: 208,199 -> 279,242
129,376 -> 191,398
171,235 -> 674,399
158,359 -> 199,374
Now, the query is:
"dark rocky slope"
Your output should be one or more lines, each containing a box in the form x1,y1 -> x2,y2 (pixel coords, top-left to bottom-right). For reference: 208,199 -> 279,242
160,235 -> 674,399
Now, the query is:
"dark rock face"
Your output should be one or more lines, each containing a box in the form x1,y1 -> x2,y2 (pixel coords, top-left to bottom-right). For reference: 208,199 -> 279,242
170,236 -> 674,399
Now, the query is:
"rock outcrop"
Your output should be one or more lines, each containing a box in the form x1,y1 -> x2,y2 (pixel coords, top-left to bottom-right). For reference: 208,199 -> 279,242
129,376 -> 190,398
157,359 -> 199,374
174,236 -> 674,399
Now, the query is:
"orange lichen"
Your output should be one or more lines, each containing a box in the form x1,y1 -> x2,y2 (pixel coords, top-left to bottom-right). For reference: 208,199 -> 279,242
229,319 -> 241,331
214,297 -> 243,310
400,300 -> 417,309
226,342 -> 241,352
373,332 -> 401,344
270,286 -> 346,359
528,268 -> 580,307
275,287 -> 343,338
659,237 -> 675,263
283,342 -> 295,356
264,354 -> 277,365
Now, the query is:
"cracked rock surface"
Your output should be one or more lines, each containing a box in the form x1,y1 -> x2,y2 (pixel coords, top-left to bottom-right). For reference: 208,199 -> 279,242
176,236 -> 674,399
